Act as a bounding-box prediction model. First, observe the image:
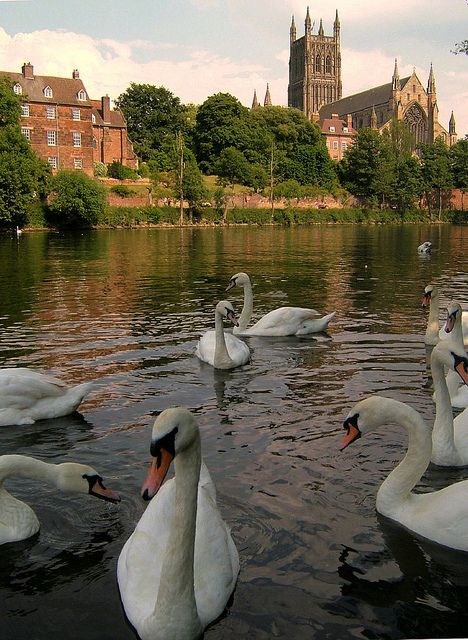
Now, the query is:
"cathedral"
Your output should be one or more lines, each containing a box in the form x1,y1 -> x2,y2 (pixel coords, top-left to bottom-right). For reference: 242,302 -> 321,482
288,8 -> 457,146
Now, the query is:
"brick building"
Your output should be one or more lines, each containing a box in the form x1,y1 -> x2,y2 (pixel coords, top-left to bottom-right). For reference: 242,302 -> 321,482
0,62 -> 136,175
320,113 -> 356,161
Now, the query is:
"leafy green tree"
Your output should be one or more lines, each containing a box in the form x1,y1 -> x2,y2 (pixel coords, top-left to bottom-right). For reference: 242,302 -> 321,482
176,148 -> 208,221
420,138 -> 453,219
0,77 -> 51,227
250,105 -> 322,153
116,83 -> 189,162
450,137 -> 468,211
215,147 -> 251,188
47,170 -> 107,227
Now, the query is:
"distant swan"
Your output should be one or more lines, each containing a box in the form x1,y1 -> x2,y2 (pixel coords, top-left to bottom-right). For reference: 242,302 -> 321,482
422,284 -> 468,346
195,300 -> 250,369
0,368 -> 93,426
117,407 -> 239,640
0,454 -> 120,544
418,241 -> 432,253
341,394 -> 468,551
226,272 -> 336,336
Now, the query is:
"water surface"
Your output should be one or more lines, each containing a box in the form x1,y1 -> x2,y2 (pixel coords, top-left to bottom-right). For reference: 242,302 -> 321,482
1,224 -> 468,639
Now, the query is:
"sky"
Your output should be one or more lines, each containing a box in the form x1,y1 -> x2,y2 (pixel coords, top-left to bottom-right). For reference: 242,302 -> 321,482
0,0 -> 466,137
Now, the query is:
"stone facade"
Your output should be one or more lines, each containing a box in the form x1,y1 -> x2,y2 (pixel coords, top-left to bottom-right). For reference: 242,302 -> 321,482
1,63 -> 137,175
288,7 -> 342,119
319,60 -> 457,146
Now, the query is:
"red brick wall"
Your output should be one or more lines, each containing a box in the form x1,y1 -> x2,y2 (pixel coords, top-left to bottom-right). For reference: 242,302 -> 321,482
93,126 -> 137,168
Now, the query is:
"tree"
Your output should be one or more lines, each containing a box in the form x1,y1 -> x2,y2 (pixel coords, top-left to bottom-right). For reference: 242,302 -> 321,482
420,138 -> 453,219
47,170 -> 107,227
450,137 -> 468,210
0,77 -> 51,227
115,84 -> 189,162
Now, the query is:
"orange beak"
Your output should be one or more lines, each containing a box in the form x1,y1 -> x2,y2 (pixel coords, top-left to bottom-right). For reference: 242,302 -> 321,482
141,447 -> 174,500
340,424 -> 361,451
89,478 -> 120,503
444,313 -> 456,334
455,358 -> 468,386
422,294 -> 431,308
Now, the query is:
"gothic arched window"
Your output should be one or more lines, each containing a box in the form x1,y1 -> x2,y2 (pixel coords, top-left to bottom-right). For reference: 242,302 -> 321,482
404,103 -> 426,145
315,55 -> 321,73
325,56 -> 331,74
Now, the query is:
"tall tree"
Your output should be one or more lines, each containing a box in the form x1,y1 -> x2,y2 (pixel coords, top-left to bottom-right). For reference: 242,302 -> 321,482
115,83 -> 189,162
0,76 -> 51,227
450,137 -> 468,210
420,138 -> 453,219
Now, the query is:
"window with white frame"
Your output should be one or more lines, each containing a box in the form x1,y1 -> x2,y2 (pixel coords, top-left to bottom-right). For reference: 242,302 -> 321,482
47,157 -> 57,169
342,142 -> 347,150
73,132 -> 81,147
21,127 -> 31,141
47,130 -> 56,146
13,83 -> 22,95
77,89 -> 86,100
21,104 -> 29,117
74,157 -> 83,169
46,106 -> 56,119
333,141 -> 338,150
92,114 -> 96,123
329,126 -> 335,132
72,108 -> 80,121
343,126 -> 348,133
43,86 -> 53,98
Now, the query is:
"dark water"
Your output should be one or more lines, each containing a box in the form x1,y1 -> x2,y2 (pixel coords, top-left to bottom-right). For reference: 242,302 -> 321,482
1,224 -> 468,640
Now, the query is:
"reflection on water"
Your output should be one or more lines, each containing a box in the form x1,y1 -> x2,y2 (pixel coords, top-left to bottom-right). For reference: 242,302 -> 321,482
1,225 -> 468,639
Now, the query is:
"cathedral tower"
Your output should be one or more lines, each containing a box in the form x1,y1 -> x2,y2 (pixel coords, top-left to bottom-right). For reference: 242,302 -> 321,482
288,6 -> 342,119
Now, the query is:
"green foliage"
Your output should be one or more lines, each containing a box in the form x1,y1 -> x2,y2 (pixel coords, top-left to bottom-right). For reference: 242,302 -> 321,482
0,77 -> 51,227
110,184 -> 137,198
420,138 -> 453,218
116,83 -> 190,162
47,170 -> 107,228
274,179 -> 303,199
450,138 -> 468,190
215,147 -> 251,187
107,161 -> 138,180
93,161 -> 107,177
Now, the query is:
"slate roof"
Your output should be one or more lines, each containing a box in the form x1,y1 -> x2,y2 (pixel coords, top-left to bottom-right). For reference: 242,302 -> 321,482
320,116 -> 356,135
320,76 -> 411,119
90,100 -> 127,128
0,69 -> 92,106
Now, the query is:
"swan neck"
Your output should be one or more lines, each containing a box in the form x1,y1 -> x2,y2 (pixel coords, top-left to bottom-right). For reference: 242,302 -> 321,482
431,349 -> 457,463
214,310 -> 233,369
239,280 -> 253,331
0,455 -> 56,486
150,434 -> 202,632
376,404 -> 431,516
426,294 -> 440,342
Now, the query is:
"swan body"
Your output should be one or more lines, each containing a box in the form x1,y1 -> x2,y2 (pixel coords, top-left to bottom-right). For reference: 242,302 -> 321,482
226,272 -> 336,336
195,300 -> 250,369
118,407 -> 239,640
341,395 -> 468,551
0,368 -> 93,426
418,241 -> 432,253
422,285 -> 468,346
0,454 -> 119,544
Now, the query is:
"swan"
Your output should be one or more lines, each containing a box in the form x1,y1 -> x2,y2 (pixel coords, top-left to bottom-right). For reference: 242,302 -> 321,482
226,272 -> 336,336
195,300 -> 250,369
418,241 -> 432,253
0,454 -> 120,544
434,302 -> 468,409
422,284 -> 468,346
117,407 -> 239,640
340,394 -> 468,551
0,368 -> 93,426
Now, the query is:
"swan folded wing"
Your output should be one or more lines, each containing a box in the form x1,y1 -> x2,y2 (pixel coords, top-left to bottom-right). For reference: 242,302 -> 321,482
0,372 -> 67,408
194,488 -> 239,627
249,306 -> 319,334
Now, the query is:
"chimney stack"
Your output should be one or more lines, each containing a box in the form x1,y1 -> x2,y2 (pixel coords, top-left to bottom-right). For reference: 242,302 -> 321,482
72,69 -> 80,79
21,62 -> 34,79
102,94 -> 111,123
347,114 -> 352,128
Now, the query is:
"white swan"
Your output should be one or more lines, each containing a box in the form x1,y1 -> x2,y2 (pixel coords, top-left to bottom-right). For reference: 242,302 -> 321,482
226,272 -> 336,336
418,241 -> 432,253
434,302 -> 468,409
117,407 -> 239,640
422,284 -> 468,346
0,454 -> 120,544
0,368 -> 93,426
340,394 -> 468,551
195,300 -> 250,369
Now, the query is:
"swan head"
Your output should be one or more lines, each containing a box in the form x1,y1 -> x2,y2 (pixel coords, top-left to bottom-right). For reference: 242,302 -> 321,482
55,463 -> 120,503
226,272 -> 250,291
422,284 -> 437,308
431,340 -> 468,386
443,302 -> 462,334
216,300 -> 239,327
141,407 -> 199,501
340,396 -> 416,451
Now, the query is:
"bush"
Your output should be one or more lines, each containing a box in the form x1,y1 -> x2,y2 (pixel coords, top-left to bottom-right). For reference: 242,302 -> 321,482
110,185 -> 137,198
107,161 -> 139,180
47,170 -> 107,228
93,161 -> 107,177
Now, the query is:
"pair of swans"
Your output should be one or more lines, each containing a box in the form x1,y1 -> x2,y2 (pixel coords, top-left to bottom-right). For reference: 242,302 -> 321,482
118,407 -> 239,640
0,367 -> 93,426
341,340 -> 468,551
0,454 -> 120,544
226,272 -> 336,336
422,284 -> 468,346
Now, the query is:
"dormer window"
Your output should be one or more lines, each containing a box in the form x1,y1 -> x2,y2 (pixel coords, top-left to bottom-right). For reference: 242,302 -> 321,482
13,83 -> 22,95
92,114 -> 96,123
43,86 -> 53,98
77,89 -> 86,101
329,126 -> 335,132
343,126 -> 348,133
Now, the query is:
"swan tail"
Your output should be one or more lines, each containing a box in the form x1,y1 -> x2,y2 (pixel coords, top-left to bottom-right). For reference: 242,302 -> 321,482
296,310 -> 336,335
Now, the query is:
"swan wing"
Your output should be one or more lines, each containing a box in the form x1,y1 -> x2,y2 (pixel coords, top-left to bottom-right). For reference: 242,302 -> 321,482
245,306 -> 321,336
224,333 -> 250,366
195,330 -> 216,366
0,369 -> 68,408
